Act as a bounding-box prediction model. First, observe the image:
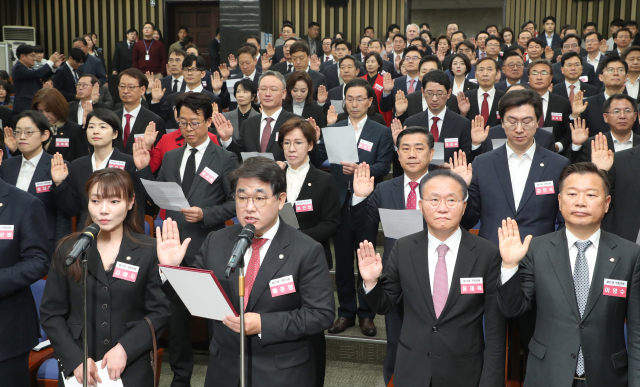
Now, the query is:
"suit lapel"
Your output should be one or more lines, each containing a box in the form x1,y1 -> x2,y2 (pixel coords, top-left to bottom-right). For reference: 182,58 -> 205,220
606,132 -> 615,151
632,133 -> 640,147
516,146 -> 547,213
410,231 -> 436,320
489,91 -> 503,118
469,90 -> 480,116
491,148 -> 517,214
438,231 -> 478,321
356,120 -> 377,159
0,179 -> 9,218
28,154 -> 52,193
391,177 -> 405,209
582,232 -> 619,321
267,112 -> 289,152
124,109 -> 148,152
86,242 -> 110,287
295,164 -> 318,200
108,236 -> 143,284
548,231 -> 581,321
2,158 -> 20,186
187,141 -> 216,199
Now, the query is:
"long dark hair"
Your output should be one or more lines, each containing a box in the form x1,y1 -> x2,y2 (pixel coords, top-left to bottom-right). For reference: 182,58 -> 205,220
52,169 -> 146,281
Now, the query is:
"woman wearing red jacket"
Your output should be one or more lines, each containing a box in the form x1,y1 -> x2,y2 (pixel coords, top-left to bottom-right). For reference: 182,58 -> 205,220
361,52 -> 392,126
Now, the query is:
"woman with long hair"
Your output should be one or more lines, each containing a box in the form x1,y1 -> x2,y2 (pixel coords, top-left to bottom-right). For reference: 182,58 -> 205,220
40,168 -> 170,386
361,52 -> 393,126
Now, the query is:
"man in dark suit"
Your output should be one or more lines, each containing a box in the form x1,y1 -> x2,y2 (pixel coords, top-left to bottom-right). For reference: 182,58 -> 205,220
358,169 -> 506,387
623,46 -> 640,100
321,39 -> 356,90
539,16 -> 562,49
135,93 -> 238,387
552,52 -> 598,104
380,46 -> 424,113
208,28 -> 220,72
152,48 -> 187,104
310,78 -> 393,336
73,37 -> 107,85
227,46 -> 262,87
319,55 -> 361,104
497,162 -> 640,387
53,48 -> 85,102
319,37 -> 334,64
301,22 -> 323,57
12,45 -> 63,115
284,41 -> 327,100
477,124 -> 557,154
272,38 -> 297,76
217,71 -> 298,162
67,75 -> 111,125
156,156 -> 334,387
551,35 -> 598,88
496,51 -> 528,91
584,31 -> 606,75
111,28 -> 137,74
0,176 -> 50,387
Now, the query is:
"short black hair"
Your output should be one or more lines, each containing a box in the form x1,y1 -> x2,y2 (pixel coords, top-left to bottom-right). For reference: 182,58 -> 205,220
445,22 -> 458,30
449,53 -> 472,74
86,108 -> 123,147
625,21 -> 638,28
393,33 -> 407,43
505,83 -> 532,92
485,35 -> 503,46
451,30 -> 467,39
476,57 -> 498,70
127,28 -> 138,35
456,40 -> 476,52
289,41 -> 310,56
597,55 -> 628,74
498,89 -> 543,123
363,52 -> 383,70
622,46 -> 640,61
521,20 -> 537,29
368,39 -> 384,49
73,37 -> 88,46
234,78 -> 258,99
247,35 -> 261,45
344,78 -> 374,99
68,48 -> 86,63
527,58 -> 553,75
610,19 -> 625,28
411,37 -> 427,48
14,110 -> 52,140
396,126 -> 434,149
419,169 -> 468,200
559,162 -> 610,195
475,30 -> 490,40
504,44 -> 525,54
16,44 -> 35,59
339,54 -> 357,68
517,29 -> 533,39
230,156 -> 287,196
364,26 -> 374,32
501,50 -> 524,64
614,28 -> 632,39
403,45 -> 423,58
182,54 -> 206,70
603,93 -> 638,114
526,37 -> 544,48
421,69 -> 451,92
420,23 -> 430,30
419,55 -> 443,71
282,23 -> 295,33
388,23 -> 401,32
543,16 -> 556,24
176,92 -> 214,120
334,39 -> 351,51
143,21 -> 155,29
308,21 -> 320,28
179,26 -> 189,33
584,31 -> 603,41
33,45 -> 44,54
561,33 -> 582,48
583,22 -> 597,31
560,51 -> 582,67
78,74 -> 99,86
170,48 -> 188,59
486,24 -> 498,31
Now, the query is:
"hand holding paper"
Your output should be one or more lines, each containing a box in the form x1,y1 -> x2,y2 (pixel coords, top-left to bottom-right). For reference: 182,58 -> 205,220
141,179 -> 191,211
321,126 -> 359,164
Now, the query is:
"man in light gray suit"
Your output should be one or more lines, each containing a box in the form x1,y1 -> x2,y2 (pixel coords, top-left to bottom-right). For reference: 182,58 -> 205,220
497,162 -> 640,387
222,78 -> 260,142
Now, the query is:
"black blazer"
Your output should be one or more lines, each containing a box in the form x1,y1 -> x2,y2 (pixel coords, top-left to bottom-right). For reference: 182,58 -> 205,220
301,35 -> 323,57
539,33 -> 562,49
542,93 -> 573,153
568,130 -> 640,163
327,84 -> 344,101
40,234 -> 171,384
449,88 -> 505,128
284,70 -> 327,100
52,64 -> 78,102
282,101 -> 327,129
159,74 -> 187,99
0,178 -> 51,363
551,58 -> 599,88
494,79 -> 528,91
226,109 -> 300,162
602,146 -> 640,241
272,60 -> 294,76
149,89 -> 221,129
208,38 -> 221,73
477,124 -> 557,154
111,40 -> 135,73
404,108 -> 472,163
68,101 -> 111,126
321,63 -> 342,91
362,229 -> 506,387
9,120 -> 90,163
285,164 -> 340,269
0,106 -> 11,160
113,106 -> 166,154
0,152 -> 71,253
551,80 -> 598,100
579,92 -> 640,137
380,75 -> 423,113
12,61 -> 54,114
396,90 -> 428,123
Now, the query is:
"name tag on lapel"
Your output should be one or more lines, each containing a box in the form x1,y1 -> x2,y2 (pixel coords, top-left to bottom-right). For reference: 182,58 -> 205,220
295,199 -> 313,212
113,262 -> 139,282
496,112 -> 501,119
444,138 -> 459,148
199,167 -> 218,184
108,160 -> 126,170
551,112 -> 563,121
270,275 -> 296,297
603,278 -> 627,298
134,134 -> 144,140
535,181 -> 555,195
358,139 -> 373,152
579,76 -> 588,83
0,225 -> 14,240
56,138 -> 70,148
36,181 -> 53,193
460,277 -> 484,294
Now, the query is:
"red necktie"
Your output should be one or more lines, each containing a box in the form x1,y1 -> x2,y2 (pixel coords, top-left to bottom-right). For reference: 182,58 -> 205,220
123,114 -> 132,145
406,182 -> 419,209
430,117 -> 440,142
433,244 -> 449,318
569,85 -> 576,105
260,117 -> 274,152
481,93 -> 490,126
408,79 -> 415,94
538,106 -> 546,128
244,238 -> 267,310
326,56 -> 330,61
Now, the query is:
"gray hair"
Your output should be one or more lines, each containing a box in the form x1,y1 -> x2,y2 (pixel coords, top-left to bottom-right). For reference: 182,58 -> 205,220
406,23 -> 420,33
419,169 -> 469,201
259,70 -> 286,89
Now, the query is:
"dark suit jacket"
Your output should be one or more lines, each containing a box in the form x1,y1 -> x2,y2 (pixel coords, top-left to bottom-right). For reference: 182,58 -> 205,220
68,101 -> 111,126
222,107 -> 260,142
78,54 -> 107,85
551,80 -> 598,100
12,61 -> 54,114
542,93 -> 573,153
273,45 -> 285,64
40,234 -> 171,384
167,222 -> 335,386
272,60 -> 294,76
302,35 -> 323,57
150,89 -> 221,129
284,70 -> 327,100
47,120 -> 90,162
327,84 -> 344,101
405,108 -> 472,163
449,88 -> 505,128
494,79 -> 528,91
321,63 -> 342,91
551,58 -> 597,88
477,124 -> 557,154
112,40 -> 135,73
160,74 -> 187,98
209,38 -> 221,73
0,178 -> 50,363
539,33 -> 562,49
282,101 -> 327,129
53,64 -> 78,101
464,144 -> 569,244
113,106 -> 166,154
380,75 -> 422,113
362,229 -> 506,387
336,112 -> 386,126
602,146 -> 640,241
497,230 -> 640,387
0,105 -> 12,128
579,92 -> 640,137
568,131 -> 640,163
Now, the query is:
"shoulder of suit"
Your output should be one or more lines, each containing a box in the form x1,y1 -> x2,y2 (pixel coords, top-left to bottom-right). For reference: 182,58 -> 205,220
601,230 -> 640,255
536,146 -> 571,166
462,229 -> 499,254
127,233 -> 156,249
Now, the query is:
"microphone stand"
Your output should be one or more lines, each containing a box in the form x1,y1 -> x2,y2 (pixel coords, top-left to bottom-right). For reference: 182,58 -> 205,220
238,256 -> 246,387
81,250 -> 89,387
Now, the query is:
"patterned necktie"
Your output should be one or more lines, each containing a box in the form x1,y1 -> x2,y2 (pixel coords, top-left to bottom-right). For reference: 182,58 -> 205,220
481,93 -> 490,126
406,181 -> 419,209
430,117 -> 440,142
244,238 -> 268,310
573,240 -> 592,377
408,79 -> 415,94
433,244 -> 449,318
260,117 -> 274,152
569,85 -> 576,105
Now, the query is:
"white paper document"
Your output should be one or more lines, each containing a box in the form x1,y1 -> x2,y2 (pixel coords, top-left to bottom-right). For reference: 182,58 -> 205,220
541,126 -> 553,133
321,126 -> 359,164
62,360 -> 123,387
32,339 -> 51,351
430,142 -> 445,166
330,100 -> 344,114
279,202 -> 300,229
241,152 -> 275,161
491,138 -> 507,149
140,179 -> 191,211
159,265 -> 237,321
379,209 -> 424,239
225,79 -> 240,102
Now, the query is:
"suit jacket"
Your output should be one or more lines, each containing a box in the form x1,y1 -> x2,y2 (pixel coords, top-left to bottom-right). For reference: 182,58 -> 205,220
223,107 -> 260,142
226,109 -> 300,162
579,92 -> 640,137
47,120 -> 90,162
0,178 -> 50,363
321,63 -> 342,91
302,35 -> 323,57
284,70 -> 327,100
272,60 -> 294,76
319,60 -> 334,73
327,84 -> 344,101
113,106 -> 166,154
449,88 -> 505,128
167,222 -> 335,386
463,144 -> 569,244
551,80 -> 598,100
542,93 -> 573,153
228,70 -> 261,85
53,64 -> 78,101
362,229 -> 506,387
396,90 -> 428,123
273,45 -> 286,64
209,38 -> 221,73
602,146 -> 640,241
0,105 -> 12,128
40,234 -> 170,384
551,58 -> 597,88
12,61 -> 54,114
112,40 -> 135,73
282,101 -> 327,128
497,229 -> 640,387
477,124 -> 557,154
159,74 -> 187,99
380,75 -> 422,113
568,130 -> 640,163
336,112 -> 386,126
494,79 -> 528,91
405,108 -> 472,163
150,89 -> 221,129
68,101 -> 111,126
78,54 -> 107,85
539,33 -> 562,49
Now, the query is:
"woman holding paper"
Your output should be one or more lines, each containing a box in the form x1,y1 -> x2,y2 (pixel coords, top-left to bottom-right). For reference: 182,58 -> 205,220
40,168 -> 170,386
49,108 -> 148,229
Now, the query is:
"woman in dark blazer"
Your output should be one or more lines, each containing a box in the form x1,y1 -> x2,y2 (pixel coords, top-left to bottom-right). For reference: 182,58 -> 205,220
282,71 -> 327,128
50,108 -> 147,228
449,53 -> 479,95
41,168 -> 170,386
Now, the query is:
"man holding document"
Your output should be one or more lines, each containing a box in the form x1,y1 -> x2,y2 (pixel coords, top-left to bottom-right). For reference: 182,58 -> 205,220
155,157 -> 335,387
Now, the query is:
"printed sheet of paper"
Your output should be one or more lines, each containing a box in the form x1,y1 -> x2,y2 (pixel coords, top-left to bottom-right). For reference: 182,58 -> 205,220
430,142 -> 445,166
140,179 -> 191,211
241,152 -> 275,161
379,209 -> 424,239
321,126 -> 359,164
279,202 -> 300,229
62,360 -> 123,387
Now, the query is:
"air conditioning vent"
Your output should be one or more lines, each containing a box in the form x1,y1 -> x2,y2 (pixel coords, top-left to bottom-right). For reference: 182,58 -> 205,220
3,26 -> 36,42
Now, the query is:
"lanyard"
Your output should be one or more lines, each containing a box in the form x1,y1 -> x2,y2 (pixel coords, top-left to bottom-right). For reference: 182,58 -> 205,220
142,39 -> 154,54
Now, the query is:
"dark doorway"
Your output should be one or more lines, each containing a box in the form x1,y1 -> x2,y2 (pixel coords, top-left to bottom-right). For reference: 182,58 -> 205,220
165,1 -> 220,69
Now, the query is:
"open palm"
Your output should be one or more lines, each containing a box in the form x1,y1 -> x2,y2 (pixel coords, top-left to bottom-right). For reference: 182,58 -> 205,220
156,218 -> 191,267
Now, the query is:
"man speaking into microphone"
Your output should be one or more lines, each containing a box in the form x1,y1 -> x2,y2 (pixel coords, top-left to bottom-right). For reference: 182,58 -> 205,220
156,157 -> 335,387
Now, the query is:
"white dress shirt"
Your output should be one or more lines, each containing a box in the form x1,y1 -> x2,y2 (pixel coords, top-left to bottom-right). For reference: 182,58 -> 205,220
501,228 -> 600,285
179,137 -> 211,180
427,107 -> 447,136
612,133 -> 634,152
241,69 -> 257,81
286,157 -> 310,203
348,115 -> 367,142
565,80 -> 581,96
352,171 -> 428,207
16,150 -> 44,192
323,54 -> 334,62
506,141 -> 536,210
77,103 -> 85,125
245,217 -> 280,267
477,87 -> 496,114
452,79 -> 465,96
91,150 -> 115,171
121,103 -> 142,140
626,76 -> 640,99
171,75 -> 184,92
540,91 -> 563,153
586,54 -> 601,71
66,61 -> 78,83
185,84 -> 204,93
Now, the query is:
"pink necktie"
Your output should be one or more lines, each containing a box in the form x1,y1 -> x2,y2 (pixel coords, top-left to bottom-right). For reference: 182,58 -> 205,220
260,117 -> 274,152
406,182 -> 419,209
244,238 -> 267,310
433,244 -> 449,318
408,79 -> 415,94
538,107 -> 545,128
124,114 -> 132,145
481,93 -> 490,126
569,85 -> 576,105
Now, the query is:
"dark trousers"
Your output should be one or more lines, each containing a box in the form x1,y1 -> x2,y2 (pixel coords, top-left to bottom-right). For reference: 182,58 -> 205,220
0,351 -> 29,387
310,332 -> 326,387
335,200 -> 376,320
169,302 -> 194,387
383,300 -> 404,385
572,378 -> 587,387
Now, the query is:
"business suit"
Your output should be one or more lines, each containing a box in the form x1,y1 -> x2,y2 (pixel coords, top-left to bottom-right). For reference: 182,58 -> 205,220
273,45 -> 286,64
578,92 -> 640,137
302,35 -> 323,57
149,89 -> 221,129
284,70 -> 327,100
362,229 -> 507,387
336,112 -> 386,126
495,79 -> 527,91
568,131 -> 640,163
112,40 -> 135,73
477,125 -> 557,155
551,59 -> 597,87
449,88 -> 505,128
327,84 -> 345,101
12,61 -> 54,114
322,63 -> 342,91
113,106 -> 166,155
68,101 -> 111,126
282,101 -> 327,129
52,63 -> 79,102
272,61 -> 294,76
540,93 -> 573,153
380,75 -> 422,113
223,107 -> 260,142
552,80 -> 598,100
40,234 -> 171,387
0,178 -> 50,387
47,121 -> 90,162
208,38 -> 221,73
158,74 -> 188,99
0,105 -> 12,129
539,33 -> 562,49
78,54 -> 107,85
497,229 -> 640,387
602,146 -> 640,242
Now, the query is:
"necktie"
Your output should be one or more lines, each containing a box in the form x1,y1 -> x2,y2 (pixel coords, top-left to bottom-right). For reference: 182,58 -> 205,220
260,117 -> 274,152
326,56 -> 330,61
173,79 -> 178,93
123,114 -> 132,145
244,238 -> 268,310
481,93 -> 490,126
573,240 -> 592,377
408,79 -> 415,94
538,98 -> 546,128
181,148 -> 198,196
569,85 -> 576,105
287,64 -> 293,73
433,244 -> 450,318
73,69 -> 79,84
406,181 -> 419,209
430,117 -> 440,142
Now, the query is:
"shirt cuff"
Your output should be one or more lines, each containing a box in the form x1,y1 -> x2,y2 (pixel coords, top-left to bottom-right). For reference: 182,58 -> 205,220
471,144 -> 481,151
382,92 -> 390,98
362,280 -> 375,294
555,142 -> 564,153
500,265 -> 519,284
213,90 -> 221,96
351,195 -> 366,206
47,60 -> 58,72
221,138 -> 232,148
571,143 -> 583,151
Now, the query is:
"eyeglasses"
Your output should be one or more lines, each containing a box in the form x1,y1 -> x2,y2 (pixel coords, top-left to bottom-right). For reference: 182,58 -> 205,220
282,140 -> 308,149
530,70 -> 550,76
505,63 -> 524,69
118,85 -> 141,91
177,121 -> 204,130
235,195 -> 273,207
345,97 -> 369,104
76,83 -> 92,89
422,197 -> 463,208
563,44 -> 580,49
605,108 -> 636,115
604,67 -> 626,74
182,67 -> 202,74
424,91 -> 448,99
404,56 -> 421,62
563,63 -> 582,69
13,130 -> 37,137
503,118 -> 537,129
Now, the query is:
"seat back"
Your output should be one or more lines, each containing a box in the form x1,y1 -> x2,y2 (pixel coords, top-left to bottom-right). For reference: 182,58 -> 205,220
30,279 -> 47,341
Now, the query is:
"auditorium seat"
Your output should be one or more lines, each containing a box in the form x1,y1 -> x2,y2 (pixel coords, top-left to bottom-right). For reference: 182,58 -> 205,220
145,215 -> 154,237
29,280 -> 55,386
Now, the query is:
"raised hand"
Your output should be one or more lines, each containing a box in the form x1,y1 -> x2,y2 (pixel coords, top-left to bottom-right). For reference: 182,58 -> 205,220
383,72 -> 394,94
212,113 -> 234,141
591,132 -> 614,171
498,218 -> 532,269
449,150 -> 472,186
90,82 -> 101,103
326,105 -> 338,126
51,152 -> 69,185
456,91 -> 471,117
211,71 -> 224,93
600,39 -> 609,53
212,102 -> 219,115
390,118 -> 406,146
306,117 -> 321,142
73,358 -> 101,386
317,85 -> 328,104
394,53 -> 402,69
143,121 -> 158,150
261,53 -> 272,71
395,90 -> 408,116
218,63 -> 230,80
469,51 -> 478,66
145,71 -> 155,87
353,162 -> 375,198
555,54 -> 563,63
571,90 -> 588,118
470,37 -> 476,45
81,100 -> 93,127
382,53 -> 389,61
50,52 -> 64,68
3,126 -> 17,152
156,218 -> 191,267
357,240 -> 383,289
544,46 -> 554,60
310,55 -> 320,71
570,117 -> 589,146
43,81 -> 53,89
132,137 -> 150,170
266,43 -> 275,57
471,114 -> 490,146
437,51 -> 446,62
385,40 -> 393,54
151,78 -> 166,103
228,54 -> 237,69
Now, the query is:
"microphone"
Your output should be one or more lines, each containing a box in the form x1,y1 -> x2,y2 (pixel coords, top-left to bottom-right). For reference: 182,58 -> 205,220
225,224 -> 256,277
65,224 -> 101,267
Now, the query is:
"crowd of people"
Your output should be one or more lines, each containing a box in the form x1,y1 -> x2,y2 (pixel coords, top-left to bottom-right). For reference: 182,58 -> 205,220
2,13 -> 640,387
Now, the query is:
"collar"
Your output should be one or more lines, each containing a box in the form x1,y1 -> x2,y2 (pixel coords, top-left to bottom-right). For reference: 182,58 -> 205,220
91,149 -> 115,171
566,79 -> 581,89
348,115 -> 368,131
627,76 -> 640,86
478,87 -> 496,98
262,107 -> 283,123
428,107 -> 447,121
506,78 -> 521,86
541,91 -> 550,102
427,227 -> 462,254
242,69 -> 257,80
186,136 -> 211,154
186,84 -> 204,93
612,132 -> 633,144
407,74 -> 421,83
404,171 -> 429,188
124,103 -> 142,117
287,156 -> 310,176
565,228 -> 600,251
506,140 -> 536,160
325,54 -> 333,60
66,61 -> 76,73
258,217 -> 280,241
172,75 -> 184,83
22,149 -> 44,166
604,91 -> 611,100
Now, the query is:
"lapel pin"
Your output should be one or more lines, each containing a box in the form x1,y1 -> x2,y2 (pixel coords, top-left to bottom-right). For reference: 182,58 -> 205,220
126,256 -> 131,261
610,258 -> 615,262
279,254 -> 284,259
308,183 -> 312,186
0,203 -> 3,207
540,163 -> 544,167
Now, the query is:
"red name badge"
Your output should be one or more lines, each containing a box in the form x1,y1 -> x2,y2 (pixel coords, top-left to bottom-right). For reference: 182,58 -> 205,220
0,225 -> 14,240
579,76 -> 588,83
270,275 -> 296,297
295,199 -> 313,212
199,166 -> 218,184
603,278 -> 627,298
551,112 -> 563,121
496,112 -> 501,119
444,138 -> 459,148
461,277 -> 484,294
107,160 -> 126,170
358,139 -> 373,152
36,180 -> 53,193
113,261 -> 139,282
469,79 -> 478,84
56,138 -> 70,148
535,181 -> 555,195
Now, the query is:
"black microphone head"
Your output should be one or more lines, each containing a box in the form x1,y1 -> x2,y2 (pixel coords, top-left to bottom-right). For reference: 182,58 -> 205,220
242,224 -> 256,238
84,223 -> 101,239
